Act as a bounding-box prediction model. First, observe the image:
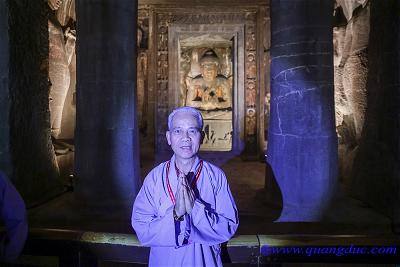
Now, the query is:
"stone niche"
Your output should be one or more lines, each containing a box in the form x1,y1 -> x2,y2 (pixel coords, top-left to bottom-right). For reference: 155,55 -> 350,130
150,7 -> 269,156
169,25 -> 245,151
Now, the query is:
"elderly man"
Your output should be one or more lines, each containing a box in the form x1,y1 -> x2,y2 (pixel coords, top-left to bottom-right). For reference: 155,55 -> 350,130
132,106 -> 238,266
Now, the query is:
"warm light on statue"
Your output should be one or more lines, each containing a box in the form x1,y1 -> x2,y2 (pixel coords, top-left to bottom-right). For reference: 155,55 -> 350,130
186,49 -> 232,111
48,0 -> 75,139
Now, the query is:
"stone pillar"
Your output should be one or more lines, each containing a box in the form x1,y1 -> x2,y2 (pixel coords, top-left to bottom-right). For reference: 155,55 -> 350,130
267,0 -> 338,221
0,0 -> 11,177
75,0 -> 140,210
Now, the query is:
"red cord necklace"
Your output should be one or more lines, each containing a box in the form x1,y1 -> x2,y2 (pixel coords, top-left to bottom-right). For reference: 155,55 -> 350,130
165,159 -> 203,205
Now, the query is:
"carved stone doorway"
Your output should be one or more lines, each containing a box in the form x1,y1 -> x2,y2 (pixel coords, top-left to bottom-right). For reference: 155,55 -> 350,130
169,24 -> 245,153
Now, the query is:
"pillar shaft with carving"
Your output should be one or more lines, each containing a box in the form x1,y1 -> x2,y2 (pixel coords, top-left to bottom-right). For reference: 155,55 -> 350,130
75,0 -> 140,209
267,0 -> 338,221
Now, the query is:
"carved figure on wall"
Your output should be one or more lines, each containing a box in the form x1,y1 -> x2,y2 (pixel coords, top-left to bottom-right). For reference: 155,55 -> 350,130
137,51 -> 148,135
137,24 -> 149,135
200,119 -> 233,151
179,52 -> 191,106
137,27 -> 143,49
334,0 -> 369,188
333,24 -> 351,135
158,53 -> 168,80
186,49 -> 232,110
246,52 -> 256,79
158,34 -> 168,51
246,107 -> 256,135
246,27 -> 256,50
158,25 -> 168,51
48,0 -> 76,141
137,19 -> 149,49
335,0 -> 369,142
203,124 -> 217,145
246,80 -> 256,104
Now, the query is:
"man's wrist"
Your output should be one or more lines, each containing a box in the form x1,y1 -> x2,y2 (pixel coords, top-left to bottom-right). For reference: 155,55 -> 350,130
173,209 -> 184,221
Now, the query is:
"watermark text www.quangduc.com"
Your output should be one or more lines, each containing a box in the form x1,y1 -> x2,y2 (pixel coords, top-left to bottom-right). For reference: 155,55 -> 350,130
261,245 -> 397,257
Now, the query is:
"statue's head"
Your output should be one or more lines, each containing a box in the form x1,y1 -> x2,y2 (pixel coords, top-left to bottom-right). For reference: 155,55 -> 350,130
200,49 -> 220,81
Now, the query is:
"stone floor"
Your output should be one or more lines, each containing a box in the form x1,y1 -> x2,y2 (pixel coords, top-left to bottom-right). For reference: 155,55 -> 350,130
27,145 -> 393,236
22,146 -> 397,267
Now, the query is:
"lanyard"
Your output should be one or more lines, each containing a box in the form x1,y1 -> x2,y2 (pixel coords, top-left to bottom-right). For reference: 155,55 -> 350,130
165,159 -> 203,205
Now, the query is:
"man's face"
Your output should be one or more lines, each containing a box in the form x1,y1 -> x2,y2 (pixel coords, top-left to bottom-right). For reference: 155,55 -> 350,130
166,112 -> 202,161
201,62 -> 218,82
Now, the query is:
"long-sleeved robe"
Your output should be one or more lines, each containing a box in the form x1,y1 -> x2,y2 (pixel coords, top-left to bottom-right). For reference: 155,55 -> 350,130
132,155 -> 238,267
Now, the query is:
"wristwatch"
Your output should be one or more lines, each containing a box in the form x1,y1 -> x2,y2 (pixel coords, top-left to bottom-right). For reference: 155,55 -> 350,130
173,209 -> 184,221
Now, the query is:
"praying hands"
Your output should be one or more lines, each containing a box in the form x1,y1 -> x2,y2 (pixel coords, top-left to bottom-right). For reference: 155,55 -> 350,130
174,172 -> 196,218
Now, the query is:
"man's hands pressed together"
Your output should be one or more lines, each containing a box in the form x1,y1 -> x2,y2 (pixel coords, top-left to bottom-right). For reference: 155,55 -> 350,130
174,171 -> 196,219
174,172 -> 186,218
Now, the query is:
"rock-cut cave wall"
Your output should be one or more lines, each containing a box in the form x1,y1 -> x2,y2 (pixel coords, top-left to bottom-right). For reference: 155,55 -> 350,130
334,0 -> 400,218
8,0 -> 63,205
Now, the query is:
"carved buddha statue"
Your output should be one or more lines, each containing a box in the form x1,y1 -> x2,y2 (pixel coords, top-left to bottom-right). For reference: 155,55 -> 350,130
48,0 -> 75,139
186,49 -> 232,111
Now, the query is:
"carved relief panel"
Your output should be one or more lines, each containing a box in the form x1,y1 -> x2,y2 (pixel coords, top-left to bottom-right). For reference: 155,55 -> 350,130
181,45 -> 233,151
48,0 -> 76,143
137,9 -> 150,136
168,23 -> 245,152
151,8 -> 268,155
245,22 -> 257,152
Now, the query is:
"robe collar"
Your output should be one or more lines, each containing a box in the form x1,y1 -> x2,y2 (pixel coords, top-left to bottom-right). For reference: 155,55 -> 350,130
170,154 -> 201,179
168,154 -> 202,192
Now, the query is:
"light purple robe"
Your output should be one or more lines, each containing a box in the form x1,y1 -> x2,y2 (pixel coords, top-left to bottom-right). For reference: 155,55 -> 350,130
132,155 -> 238,267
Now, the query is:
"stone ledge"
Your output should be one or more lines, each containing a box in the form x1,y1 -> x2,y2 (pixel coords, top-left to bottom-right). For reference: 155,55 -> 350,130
19,228 -> 400,265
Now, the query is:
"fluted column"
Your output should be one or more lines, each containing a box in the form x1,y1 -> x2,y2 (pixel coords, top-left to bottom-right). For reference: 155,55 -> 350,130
267,0 -> 338,221
75,0 -> 140,209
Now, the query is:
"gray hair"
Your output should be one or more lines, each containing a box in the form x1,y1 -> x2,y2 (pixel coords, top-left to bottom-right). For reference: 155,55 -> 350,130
168,106 -> 203,130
